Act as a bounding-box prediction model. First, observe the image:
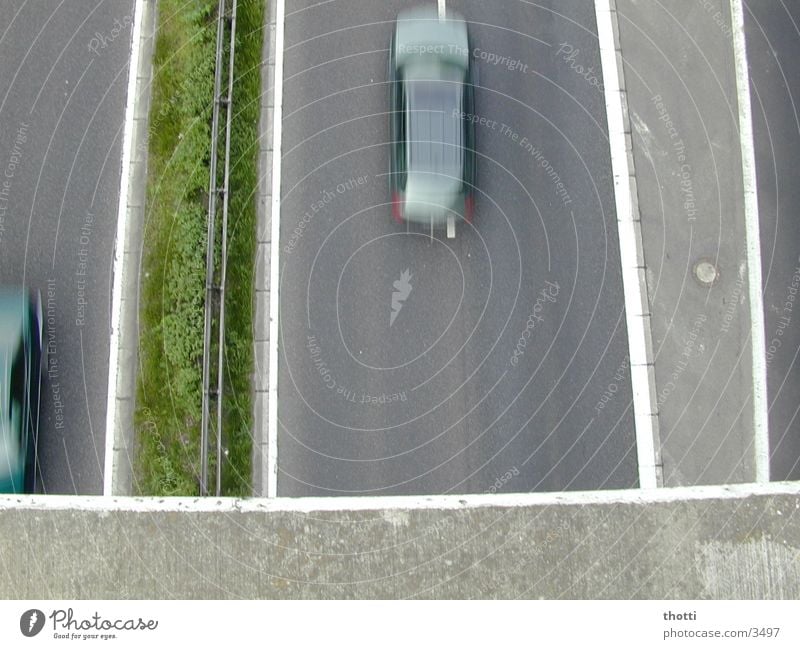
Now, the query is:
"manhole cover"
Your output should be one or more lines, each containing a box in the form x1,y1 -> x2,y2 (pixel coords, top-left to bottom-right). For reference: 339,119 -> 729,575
693,259 -> 719,287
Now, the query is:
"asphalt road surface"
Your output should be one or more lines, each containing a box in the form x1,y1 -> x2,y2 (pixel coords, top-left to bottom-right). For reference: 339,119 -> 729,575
745,0 -> 800,481
277,0 -> 638,496
0,0 -> 133,493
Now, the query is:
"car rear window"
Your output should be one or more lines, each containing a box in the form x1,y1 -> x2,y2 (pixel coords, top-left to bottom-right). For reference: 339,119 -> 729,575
406,77 -> 463,178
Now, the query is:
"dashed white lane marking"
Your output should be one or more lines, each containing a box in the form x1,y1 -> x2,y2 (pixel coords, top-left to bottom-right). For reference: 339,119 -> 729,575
730,0 -> 769,483
594,0 -> 660,489
104,0 -> 144,496
268,0 -> 286,497
438,0 -> 446,21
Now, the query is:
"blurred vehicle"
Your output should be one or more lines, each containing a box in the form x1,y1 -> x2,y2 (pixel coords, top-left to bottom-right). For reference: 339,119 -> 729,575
389,5 -> 476,238
0,288 -> 43,493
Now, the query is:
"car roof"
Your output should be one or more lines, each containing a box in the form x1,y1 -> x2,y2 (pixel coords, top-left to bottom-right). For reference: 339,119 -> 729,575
406,76 -> 463,175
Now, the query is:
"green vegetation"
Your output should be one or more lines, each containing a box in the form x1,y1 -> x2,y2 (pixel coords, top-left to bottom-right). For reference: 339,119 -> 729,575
135,0 -> 264,496
219,0 -> 264,495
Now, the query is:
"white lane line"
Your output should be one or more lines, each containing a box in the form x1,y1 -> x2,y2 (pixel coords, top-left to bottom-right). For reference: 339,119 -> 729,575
594,0 -> 660,489
103,0 -> 144,496
730,0 -> 769,483
438,0 -> 446,21
3,482 -> 797,513
267,0 -> 286,497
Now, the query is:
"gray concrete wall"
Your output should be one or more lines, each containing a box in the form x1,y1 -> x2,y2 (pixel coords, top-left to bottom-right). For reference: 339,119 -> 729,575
2,485 -> 798,598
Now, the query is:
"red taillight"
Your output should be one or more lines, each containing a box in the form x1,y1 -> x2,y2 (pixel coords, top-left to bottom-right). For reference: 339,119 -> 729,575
392,192 -> 404,223
464,194 -> 474,224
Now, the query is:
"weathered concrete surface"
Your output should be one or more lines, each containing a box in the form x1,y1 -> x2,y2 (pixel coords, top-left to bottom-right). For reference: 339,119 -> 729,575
1,485 -> 798,598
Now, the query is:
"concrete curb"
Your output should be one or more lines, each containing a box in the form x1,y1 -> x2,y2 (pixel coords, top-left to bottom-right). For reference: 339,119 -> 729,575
253,0 -> 277,497
105,0 -> 157,496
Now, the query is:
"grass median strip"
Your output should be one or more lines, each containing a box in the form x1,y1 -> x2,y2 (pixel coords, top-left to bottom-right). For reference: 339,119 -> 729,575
135,0 -> 264,496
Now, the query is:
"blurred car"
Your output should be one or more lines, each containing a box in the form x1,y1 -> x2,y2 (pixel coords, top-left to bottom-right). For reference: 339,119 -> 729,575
0,288 -> 43,493
389,5 -> 476,237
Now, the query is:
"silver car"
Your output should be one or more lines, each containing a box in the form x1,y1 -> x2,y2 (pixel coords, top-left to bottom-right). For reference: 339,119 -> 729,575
389,6 -> 477,237
0,288 -> 43,493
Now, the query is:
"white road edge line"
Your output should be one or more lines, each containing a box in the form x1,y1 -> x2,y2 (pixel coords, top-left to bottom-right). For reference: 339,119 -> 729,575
267,0 -> 286,497
3,482 -> 797,513
730,0 -> 769,483
594,0 -> 659,489
438,0 -> 446,21
103,0 -> 145,496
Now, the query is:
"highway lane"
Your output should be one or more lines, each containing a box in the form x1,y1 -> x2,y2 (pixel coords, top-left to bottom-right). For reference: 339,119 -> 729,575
745,1 -> 800,481
277,0 -> 637,495
0,0 -> 133,493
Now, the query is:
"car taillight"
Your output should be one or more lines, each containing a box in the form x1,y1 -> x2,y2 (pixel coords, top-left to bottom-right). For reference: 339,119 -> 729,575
392,192 -> 404,223
464,194 -> 474,224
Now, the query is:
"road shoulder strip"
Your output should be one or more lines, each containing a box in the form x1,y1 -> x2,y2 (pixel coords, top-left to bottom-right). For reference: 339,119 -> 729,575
595,0 -> 662,488
253,0 -> 281,497
104,0 -> 154,496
